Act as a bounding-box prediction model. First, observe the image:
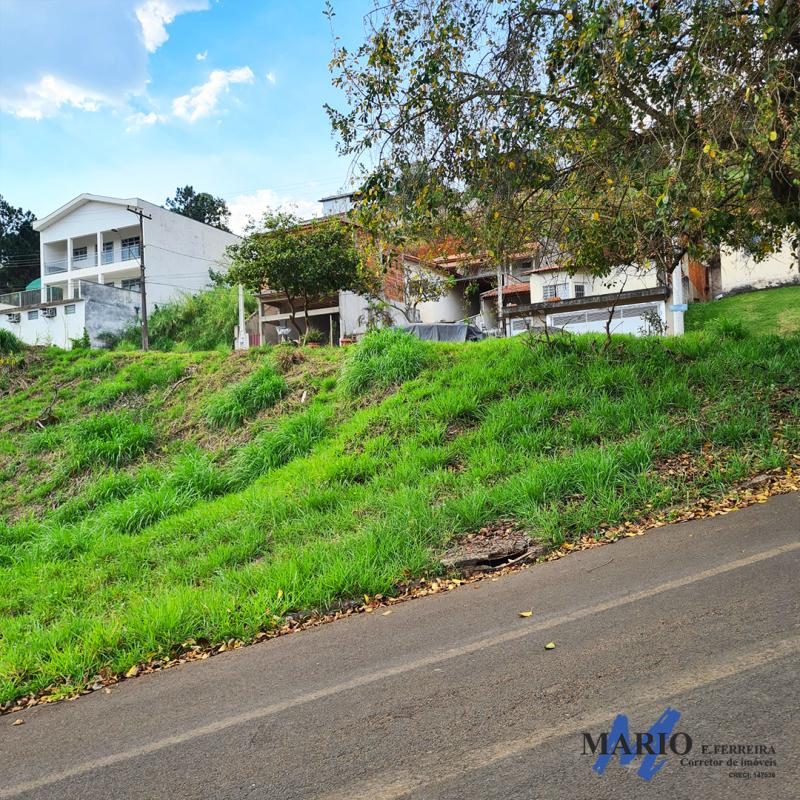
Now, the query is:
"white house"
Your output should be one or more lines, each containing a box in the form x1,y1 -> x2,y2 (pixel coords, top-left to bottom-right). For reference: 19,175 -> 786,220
0,193 -> 239,349
711,239 -> 799,296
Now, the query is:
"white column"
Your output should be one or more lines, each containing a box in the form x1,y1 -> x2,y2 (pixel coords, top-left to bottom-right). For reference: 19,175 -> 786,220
671,255 -> 686,336
66,237 -> 74,299
236,283 -> 249,350
40,239 -> 46,302
96,231 -> 103,283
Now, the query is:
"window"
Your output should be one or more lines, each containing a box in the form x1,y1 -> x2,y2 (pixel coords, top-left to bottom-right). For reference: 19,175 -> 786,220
121,237 -> 140,261
28,309 -> 38,320
73,246 -> 88,263
105,281 -> 116,287
65,304 -> 76,315
574,283 -> 586,298
102,241 -> 114,265
121,278 -> 142,292
543,283 -> 569,300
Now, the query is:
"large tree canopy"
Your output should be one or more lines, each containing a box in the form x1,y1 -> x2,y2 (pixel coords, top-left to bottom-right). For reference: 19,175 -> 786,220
327,0 -> 800,276
225,212 -> 365,337
0,196 -> 39,293
165,186 -> 231,232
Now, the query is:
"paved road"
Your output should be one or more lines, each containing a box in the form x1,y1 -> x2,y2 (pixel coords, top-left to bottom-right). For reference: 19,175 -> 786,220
2,494 -> 798,800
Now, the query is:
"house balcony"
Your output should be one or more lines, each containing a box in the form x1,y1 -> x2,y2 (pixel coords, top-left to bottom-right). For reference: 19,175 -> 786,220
41,226 -> 141,282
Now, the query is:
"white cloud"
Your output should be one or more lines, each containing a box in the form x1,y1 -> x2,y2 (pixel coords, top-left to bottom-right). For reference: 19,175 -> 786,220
136,0 -> 209,53
172,66 -> 254,123
0,1 -> 211,121
265,71 -> 276,85
125,110 -> 165,132
196,50 -> 208,61
2,75 -> 108,120
228,190 -> 321,235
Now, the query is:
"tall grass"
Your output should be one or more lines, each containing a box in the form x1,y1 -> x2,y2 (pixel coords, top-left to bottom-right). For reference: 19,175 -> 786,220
1,329 -> 798,703
119,285 -> 257,352
0,329 -> 23,354
69,412 -> 156,469
340,328 -> 430,395
204,362 -> 287,428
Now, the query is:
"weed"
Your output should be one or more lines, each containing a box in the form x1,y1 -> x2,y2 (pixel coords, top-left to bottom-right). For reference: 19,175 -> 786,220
204,363 -> 287,428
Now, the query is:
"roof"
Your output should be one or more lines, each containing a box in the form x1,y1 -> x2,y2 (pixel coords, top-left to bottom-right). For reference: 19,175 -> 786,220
318,191 -> 360,203
520,264 -> 565,275
32,194 -> 144,231
480,281 -> 530,298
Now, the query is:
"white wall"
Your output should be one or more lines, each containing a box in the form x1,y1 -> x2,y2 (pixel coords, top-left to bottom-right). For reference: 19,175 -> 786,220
719,240 -> 798,294
0,302 -> 86,349
529,265 -> 661,303
417,284 -> 466,323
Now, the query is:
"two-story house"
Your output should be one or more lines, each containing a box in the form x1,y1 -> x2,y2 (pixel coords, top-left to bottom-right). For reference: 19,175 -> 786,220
0,193 -> 239,349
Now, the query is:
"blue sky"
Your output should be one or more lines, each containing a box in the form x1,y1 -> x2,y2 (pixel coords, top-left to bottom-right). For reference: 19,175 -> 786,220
0,0 -> 374,232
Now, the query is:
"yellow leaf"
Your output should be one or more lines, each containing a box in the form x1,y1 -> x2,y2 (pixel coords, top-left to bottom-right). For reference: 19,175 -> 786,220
566,11 -> 573,21
545,642 -> 556,650
769,131 -> 777,141
125,665 -> 139,678
508,160 -> 515,170
606,178 -> 614,185
519,610 -> 533,618
591,212 -> 600,221
277,589 -> 284,601
689,207 -> 702,218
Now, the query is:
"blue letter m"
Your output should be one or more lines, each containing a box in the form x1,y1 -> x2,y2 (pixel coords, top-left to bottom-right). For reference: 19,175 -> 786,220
592,707 -> 681,781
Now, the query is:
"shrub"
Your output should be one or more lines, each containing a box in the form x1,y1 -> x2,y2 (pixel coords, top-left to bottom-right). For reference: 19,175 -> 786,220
69,412 -> 157,469
339,328 -> 429,395
0,329 -> 23,354
204,363 -> 287,428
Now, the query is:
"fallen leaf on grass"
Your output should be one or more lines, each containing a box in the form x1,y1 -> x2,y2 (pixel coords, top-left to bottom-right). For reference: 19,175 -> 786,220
124,666 -> 139,678
545,642 -> 556,650
519,611 -> 533,618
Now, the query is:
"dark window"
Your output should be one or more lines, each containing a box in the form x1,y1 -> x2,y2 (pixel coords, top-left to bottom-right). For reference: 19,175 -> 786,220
102,241 -> 114,264
65,304 -> 76,315
121,279 -> 142,293
73,246 -> 88,263
574,283 -> 586,298
28,309 -> 38,320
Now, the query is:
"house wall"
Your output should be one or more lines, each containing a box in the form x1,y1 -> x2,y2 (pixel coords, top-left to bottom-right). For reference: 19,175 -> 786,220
529,265 -> 661,303
80,282 -> 142,347
718,240 -> 799,295
417,283 -> 465,323
38,198 -> 239,314
0,302 -> 86,348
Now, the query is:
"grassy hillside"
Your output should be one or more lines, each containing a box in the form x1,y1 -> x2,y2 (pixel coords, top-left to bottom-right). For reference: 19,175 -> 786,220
687,285 -> 800,335
1,327 -> 799,706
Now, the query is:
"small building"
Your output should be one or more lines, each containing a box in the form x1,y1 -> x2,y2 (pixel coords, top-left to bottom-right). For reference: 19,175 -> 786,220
711,239 -> 799,296
0,193 -> 239,348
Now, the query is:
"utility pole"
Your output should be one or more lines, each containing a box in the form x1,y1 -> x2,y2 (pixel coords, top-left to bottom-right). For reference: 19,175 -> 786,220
670,253 -> 687,337
236,283 -> 249,350
127,205 -> 152,350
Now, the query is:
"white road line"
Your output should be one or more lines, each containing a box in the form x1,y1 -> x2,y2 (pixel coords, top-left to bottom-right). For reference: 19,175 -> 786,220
317,635 -> 800,800
2,540 -> 798,799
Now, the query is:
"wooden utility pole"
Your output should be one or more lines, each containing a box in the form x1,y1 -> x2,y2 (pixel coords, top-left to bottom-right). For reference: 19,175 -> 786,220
127,205 -> 152,350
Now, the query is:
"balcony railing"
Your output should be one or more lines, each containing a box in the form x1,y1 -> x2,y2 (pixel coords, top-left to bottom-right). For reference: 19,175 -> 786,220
44,249 -> 140,275
0,287 -> 62,308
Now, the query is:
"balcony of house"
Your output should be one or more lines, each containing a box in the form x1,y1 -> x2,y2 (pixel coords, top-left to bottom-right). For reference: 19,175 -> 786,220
42,226 -> 142,281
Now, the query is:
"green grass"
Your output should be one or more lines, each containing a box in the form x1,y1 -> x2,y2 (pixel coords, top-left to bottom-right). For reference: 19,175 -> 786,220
687,285 -> 800,335
118,284 -> 257,352
1,328 -> 798,704
203,361 -> 287,428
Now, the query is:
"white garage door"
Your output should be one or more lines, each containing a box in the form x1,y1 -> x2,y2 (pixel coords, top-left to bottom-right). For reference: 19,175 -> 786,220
548,302 -> 665,336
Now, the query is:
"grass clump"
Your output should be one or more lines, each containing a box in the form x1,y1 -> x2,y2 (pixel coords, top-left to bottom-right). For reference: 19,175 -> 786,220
340,328 -> 430,395
204,362 -> 287,428
69,412 -> 156,469
0,329 -> 23,354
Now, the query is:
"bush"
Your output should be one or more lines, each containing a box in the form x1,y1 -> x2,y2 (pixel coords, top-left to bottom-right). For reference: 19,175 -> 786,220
203,363 -> 287,428
0,329 -> 23,354
340,328 -> 429,395
70,412 -> 157,469
118,285 -> 257,352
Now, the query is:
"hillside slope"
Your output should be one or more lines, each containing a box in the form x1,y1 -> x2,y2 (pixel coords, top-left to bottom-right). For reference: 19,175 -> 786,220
687,285 -> 800,335
1,328 -> 799,706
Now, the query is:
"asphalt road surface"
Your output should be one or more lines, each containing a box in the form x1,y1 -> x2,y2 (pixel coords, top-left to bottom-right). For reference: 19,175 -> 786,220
2,493 -> 798,800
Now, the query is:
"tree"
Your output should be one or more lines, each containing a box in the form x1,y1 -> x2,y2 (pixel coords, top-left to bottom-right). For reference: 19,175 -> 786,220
165,186 -> 231,231
225,211 -> 365,339
0,196 -> 39,293
327,1 -> 800,279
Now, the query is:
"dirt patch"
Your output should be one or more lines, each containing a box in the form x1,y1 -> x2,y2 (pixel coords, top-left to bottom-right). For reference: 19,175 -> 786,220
440,520 -> 546,574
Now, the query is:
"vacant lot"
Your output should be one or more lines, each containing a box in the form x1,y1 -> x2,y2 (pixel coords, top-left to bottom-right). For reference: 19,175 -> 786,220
1,326 -> 798,705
